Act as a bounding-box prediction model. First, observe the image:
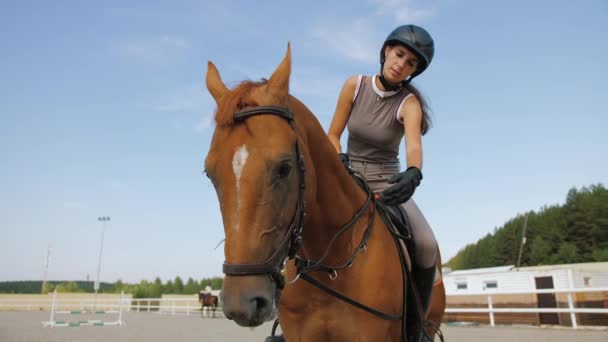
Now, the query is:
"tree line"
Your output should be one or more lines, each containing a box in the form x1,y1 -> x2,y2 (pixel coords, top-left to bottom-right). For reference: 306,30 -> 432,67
446,184 -> 608,270
0,276 -> 223,298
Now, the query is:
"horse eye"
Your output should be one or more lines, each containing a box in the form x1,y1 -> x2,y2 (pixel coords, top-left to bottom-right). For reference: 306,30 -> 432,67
276,161 -> 292,179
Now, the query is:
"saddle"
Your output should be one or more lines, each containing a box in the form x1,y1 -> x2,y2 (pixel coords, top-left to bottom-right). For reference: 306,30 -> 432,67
375,200 -> 412,241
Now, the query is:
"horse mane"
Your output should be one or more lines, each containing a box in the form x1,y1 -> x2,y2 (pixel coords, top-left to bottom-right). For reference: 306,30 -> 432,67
215,79 -> 268,126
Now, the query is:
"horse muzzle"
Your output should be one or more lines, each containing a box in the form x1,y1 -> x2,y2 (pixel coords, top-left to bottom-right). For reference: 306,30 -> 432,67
221,275 -> 277,327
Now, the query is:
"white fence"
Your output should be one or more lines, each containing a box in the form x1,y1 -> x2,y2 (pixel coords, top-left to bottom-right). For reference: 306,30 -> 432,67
0,296 -> 129,312
2,288 -> 607,329
446,287 -> 608,329
129,297 -> 224,317
0,296 -> 221,318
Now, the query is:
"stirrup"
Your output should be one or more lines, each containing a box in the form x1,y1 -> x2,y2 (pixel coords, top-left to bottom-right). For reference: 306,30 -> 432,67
422,320 -> 444,342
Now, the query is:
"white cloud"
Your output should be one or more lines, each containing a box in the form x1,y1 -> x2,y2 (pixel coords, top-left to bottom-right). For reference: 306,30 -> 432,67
113,35 -> 190,64
62,201 -> 86,210
308,1 -> 436,64
153,84 -> 207,113
370,0 -> 436,22
291,66 -> 344,100
105,179 -> 128,191
147,83 -> 216,133
311,18 -> 379,65
103,7 -> 160,19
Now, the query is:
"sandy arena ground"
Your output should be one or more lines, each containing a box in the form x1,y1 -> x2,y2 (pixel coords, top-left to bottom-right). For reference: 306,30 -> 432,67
0,311 -> 606,342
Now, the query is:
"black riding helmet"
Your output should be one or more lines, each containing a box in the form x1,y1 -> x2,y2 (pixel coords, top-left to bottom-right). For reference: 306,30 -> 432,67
379,25 -> 435,88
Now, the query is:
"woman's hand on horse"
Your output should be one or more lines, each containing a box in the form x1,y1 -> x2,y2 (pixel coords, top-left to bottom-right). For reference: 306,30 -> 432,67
379,167 -> 423,206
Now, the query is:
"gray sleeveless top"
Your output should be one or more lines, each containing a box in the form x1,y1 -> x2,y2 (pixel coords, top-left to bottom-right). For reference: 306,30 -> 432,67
346,75 -> 413,163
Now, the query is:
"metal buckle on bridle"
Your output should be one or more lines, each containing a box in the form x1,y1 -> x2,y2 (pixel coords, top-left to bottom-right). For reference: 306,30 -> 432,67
282,257 -> 301,284
287,272 -> 301,284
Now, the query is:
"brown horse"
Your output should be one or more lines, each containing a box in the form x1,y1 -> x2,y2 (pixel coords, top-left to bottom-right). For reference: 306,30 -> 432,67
198,292 -> 219,318
204,44 -> 445,341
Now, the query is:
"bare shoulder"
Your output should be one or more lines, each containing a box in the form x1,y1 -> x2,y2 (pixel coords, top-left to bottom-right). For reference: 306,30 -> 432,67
399,94 -> 422,122
335,75 -> 360,103
342,75 -> 360,92
405,95 -> 422,114
404,93 -> 421,108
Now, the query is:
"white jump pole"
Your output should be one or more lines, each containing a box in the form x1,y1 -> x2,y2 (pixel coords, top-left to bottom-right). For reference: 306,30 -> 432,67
49,290 -> 57,326
118,291 -> 124,325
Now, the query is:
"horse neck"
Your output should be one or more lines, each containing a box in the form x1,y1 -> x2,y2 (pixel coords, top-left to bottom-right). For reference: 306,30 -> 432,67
291,97 -> 369,261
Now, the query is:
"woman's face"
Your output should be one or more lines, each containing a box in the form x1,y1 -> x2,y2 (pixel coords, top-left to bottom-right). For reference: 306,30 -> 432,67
383,45 -> 419,83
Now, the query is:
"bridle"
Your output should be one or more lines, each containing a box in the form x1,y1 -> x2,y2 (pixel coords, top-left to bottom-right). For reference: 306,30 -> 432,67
222,106 -> 307,290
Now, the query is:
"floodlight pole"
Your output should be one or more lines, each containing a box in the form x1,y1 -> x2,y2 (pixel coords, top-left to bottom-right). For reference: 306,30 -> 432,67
516,214 -> 528,271
41,244 -> 51,294
94,216 -> 110,310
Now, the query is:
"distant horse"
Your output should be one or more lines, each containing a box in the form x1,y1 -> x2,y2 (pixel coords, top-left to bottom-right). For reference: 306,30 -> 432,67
198,292 -> 219,318
204,44 -> 446,341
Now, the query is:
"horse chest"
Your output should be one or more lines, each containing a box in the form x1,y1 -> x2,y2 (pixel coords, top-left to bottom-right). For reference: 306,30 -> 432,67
282,306 -> 400,341
279,283 -> 401,341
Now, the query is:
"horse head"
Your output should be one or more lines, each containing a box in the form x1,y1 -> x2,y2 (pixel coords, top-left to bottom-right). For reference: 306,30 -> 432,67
204,44 -> 303,327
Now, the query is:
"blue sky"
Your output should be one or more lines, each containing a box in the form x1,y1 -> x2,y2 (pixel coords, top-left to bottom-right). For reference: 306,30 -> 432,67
1,0 -> 606,283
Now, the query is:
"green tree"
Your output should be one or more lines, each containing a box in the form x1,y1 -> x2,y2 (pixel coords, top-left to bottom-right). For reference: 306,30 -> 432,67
173,276 -> 184,294
150,278 -> 163,298
529,236 -> 553,265
42,282 -> 55,294
132,280 -> 150,298
446,183 -> 607,269
55,282 -> 84,293
184,277 -> 198,294
164,280 -> 174,294
200,277 -> 224,290
113,279 -> 125,293
551,242 -> 578,264
592,248 -> 608,262
210,277 -> 223,290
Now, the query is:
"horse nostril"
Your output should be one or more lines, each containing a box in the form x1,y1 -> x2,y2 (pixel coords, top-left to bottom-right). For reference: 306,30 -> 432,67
252,296 -> 269,312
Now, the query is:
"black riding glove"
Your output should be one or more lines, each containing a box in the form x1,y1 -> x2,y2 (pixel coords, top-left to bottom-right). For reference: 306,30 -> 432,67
338,153 -> 351,172
379,166 -> 423,206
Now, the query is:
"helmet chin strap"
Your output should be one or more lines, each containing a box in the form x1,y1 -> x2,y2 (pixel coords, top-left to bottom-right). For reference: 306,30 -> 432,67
379,64 -> 412,91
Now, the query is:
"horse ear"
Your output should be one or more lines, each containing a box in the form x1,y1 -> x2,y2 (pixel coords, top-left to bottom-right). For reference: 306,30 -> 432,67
267,42 -> 291,101
206,61 -> 228,103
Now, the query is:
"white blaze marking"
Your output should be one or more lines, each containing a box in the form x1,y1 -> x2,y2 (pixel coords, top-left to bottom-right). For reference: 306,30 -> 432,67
232,145 -> 249,232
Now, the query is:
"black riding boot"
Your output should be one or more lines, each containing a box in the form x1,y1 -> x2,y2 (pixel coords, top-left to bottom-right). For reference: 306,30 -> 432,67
413,266 -> 436,316
413,266 -> 437,342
